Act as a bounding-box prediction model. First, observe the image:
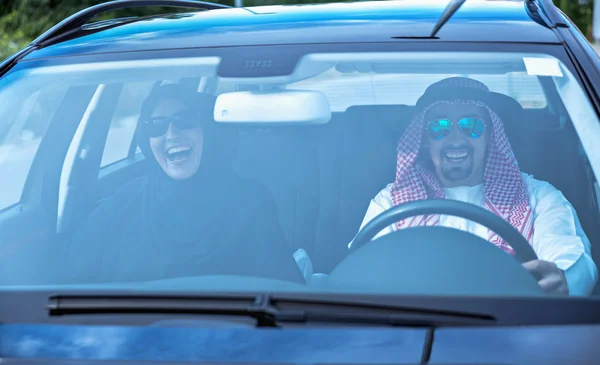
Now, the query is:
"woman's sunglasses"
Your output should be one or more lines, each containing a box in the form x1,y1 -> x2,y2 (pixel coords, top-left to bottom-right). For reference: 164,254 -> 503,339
141,110 -> 202,138
426,117 -> 486,141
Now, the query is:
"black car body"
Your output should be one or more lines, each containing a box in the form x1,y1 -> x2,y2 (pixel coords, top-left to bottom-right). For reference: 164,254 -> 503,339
0,0 -> 600,364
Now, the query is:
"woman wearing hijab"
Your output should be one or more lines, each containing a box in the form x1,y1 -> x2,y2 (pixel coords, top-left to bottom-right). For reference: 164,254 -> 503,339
65,84 -> 304,284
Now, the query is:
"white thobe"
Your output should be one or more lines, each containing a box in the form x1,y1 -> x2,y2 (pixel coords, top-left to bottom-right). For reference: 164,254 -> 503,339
351,173 -> 598,296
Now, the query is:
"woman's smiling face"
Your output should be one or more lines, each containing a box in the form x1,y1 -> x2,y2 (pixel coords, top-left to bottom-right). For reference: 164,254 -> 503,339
148,98 -> 204,180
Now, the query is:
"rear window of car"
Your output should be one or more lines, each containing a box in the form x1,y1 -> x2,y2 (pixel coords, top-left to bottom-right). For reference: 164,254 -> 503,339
286,69 -> 547,112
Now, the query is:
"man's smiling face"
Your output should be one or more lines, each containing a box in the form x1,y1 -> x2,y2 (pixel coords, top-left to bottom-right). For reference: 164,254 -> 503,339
423,102 -> 491,188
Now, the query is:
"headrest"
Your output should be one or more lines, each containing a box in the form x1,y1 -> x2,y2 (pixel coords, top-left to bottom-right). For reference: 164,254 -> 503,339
344,104 -> 416,139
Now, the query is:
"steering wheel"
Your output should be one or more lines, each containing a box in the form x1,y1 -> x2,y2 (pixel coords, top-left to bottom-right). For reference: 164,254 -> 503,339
351,199 -> 538,263
326,199 -> 542,296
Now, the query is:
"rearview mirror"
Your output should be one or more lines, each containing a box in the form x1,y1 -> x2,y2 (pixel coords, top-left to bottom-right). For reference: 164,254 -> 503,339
214,90 -> 331,125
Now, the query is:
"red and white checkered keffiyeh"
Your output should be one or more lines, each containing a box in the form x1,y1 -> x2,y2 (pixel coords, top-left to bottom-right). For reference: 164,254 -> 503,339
390,79 -> 534,255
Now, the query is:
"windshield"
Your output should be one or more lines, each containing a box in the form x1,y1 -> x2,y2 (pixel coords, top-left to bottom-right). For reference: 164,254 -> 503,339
0,43 -> 598,298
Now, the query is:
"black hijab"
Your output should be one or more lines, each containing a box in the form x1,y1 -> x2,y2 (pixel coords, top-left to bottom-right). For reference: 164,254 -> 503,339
136,84 -> 239,251
68,84 -> 304,284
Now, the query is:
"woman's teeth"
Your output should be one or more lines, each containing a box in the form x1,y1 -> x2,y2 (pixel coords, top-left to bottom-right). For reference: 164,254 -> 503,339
167,146 -> 191,155
166,145 -> 192,162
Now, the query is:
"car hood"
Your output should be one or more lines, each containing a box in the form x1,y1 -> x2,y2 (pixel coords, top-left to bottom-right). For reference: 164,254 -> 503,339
2,322 -> 600,364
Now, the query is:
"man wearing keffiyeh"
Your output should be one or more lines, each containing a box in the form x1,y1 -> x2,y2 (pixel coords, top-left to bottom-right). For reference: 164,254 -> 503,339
355,77 -> 598,296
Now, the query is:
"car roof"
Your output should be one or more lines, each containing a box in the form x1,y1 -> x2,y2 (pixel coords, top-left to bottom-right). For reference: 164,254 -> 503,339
23,0 -> 560,60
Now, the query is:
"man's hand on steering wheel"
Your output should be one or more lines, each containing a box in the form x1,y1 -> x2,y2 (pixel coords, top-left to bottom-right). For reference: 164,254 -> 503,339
523,260 -> 568,296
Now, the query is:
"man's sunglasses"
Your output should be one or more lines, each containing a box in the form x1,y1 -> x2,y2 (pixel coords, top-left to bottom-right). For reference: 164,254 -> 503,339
426,117 -> 486,141
141,110 -> 202,138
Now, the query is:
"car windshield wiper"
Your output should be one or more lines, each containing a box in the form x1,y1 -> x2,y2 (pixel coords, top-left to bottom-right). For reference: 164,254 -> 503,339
46,293 -> 496,328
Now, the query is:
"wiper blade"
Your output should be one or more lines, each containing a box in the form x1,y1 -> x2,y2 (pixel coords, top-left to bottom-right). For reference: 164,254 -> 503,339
46,294 -> 496,327
47,294 -> 285,327
287,310 -> 494,327
273,297 -> 496,327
